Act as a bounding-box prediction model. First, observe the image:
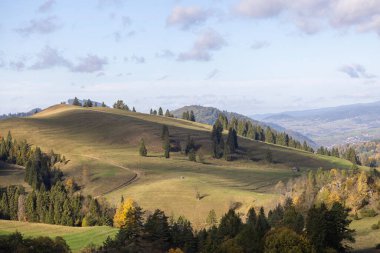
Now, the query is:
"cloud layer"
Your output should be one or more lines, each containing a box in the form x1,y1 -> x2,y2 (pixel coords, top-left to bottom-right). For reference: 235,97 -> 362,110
27,46 -> 108,73
234,0 -> 380,35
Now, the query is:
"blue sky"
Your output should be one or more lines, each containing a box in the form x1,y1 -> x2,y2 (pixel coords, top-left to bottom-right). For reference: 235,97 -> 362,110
0,0 -> 379,115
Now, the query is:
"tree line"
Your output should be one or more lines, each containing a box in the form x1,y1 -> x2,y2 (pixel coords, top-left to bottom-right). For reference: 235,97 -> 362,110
91,197 -> 354,253
0,132 -> 114,227
0,131 -> 63,191
214,114 -> 314,153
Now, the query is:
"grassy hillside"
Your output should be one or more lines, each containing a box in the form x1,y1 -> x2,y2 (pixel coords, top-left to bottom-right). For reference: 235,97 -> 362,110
0,220 -> 117,252
350,217 -> 380,252
0,105 -> 354,228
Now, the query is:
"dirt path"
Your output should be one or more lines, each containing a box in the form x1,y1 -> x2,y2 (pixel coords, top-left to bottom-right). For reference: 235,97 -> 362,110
70,154 -> 140,198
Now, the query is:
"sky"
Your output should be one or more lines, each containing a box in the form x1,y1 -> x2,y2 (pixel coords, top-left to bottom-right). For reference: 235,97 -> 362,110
0,0 -> 379,115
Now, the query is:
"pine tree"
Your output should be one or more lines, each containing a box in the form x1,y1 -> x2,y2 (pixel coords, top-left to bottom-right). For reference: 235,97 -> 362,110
101,102 -> 106,107
72,97 -> 81,106
189,111 -> 196,122
150,109 -> 153,115
165,109 -> 171,117
158,107 -> 163,116
139,139 -> 147,157
132,107 -> 136,112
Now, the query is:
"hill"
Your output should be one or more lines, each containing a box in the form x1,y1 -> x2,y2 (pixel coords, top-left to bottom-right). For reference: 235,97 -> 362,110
0,105 -> 354,228
171,105 -> 317,148
252,100 -> 380,147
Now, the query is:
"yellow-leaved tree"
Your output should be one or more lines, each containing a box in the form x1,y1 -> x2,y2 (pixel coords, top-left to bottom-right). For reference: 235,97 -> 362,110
113,198 -> 137,228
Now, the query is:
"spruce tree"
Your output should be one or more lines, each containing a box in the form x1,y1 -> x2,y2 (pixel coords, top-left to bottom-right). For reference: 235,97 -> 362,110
158,107 -> 163,116
189,110 -> 196,122
139,139 -> 147,157
72,97 -> 81,106
132,107 -> 136,112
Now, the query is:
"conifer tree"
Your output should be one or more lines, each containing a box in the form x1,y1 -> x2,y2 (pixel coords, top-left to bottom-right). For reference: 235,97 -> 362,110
139,139 -> 147,157
159,107 -> 163,116
189,111 -> 196,122
72,97 -> 81,106
132,107 -> 136,112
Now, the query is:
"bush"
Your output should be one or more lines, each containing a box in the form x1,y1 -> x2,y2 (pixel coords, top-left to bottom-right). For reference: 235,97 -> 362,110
371,224 -> 379,230
376,243 -> 380,249
360,208 -> 377,218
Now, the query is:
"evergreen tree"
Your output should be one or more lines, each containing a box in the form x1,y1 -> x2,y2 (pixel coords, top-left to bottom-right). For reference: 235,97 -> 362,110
139,139 -> 148,157
211,121 -> 224,159
158,107 -> 163,116
72,97 -> 81,106
144,209 -> 171,251
189,111 -> 196,122
101,102 -> 106,107
132,107 -> 136,112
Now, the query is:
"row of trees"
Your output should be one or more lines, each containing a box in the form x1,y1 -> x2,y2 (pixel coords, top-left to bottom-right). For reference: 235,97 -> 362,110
113,100 -> 136,112
93,198 -> 354,253
182,110 -> 196,122
139,125 -> 199,162
0,132 -> 63,190
316,146 -> 361,166
0,232 -> 70,253
149,107 -> 174,117
0,183 -> 114,227
72,97 -> 107,108
214,114 -> 314,153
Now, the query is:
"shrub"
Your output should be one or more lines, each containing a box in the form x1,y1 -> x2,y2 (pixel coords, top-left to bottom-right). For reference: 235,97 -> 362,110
371,224 -> 379,230
376,243 -> 380,249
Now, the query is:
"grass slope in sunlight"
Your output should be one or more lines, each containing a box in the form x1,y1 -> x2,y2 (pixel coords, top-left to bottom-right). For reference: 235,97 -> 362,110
0,220 -> 117,252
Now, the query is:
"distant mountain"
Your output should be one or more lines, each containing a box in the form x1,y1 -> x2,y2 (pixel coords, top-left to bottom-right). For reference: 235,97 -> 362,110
0,108 -> 41,120
251,100 -> 380,147
67,98 -> 104,107
171,105 -> 317,147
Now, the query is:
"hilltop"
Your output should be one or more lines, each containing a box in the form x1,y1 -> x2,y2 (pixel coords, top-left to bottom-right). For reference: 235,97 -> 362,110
0,104 -> 353,228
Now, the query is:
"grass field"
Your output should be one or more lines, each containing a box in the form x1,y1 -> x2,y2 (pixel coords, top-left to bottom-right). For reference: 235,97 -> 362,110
350,217 -> 380,252
0,219 -> 117,252
0,105 -> 357,228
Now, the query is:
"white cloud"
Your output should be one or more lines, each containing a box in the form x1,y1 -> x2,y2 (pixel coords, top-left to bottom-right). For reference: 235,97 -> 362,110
167,6 -> 211,30
178,29 -> 226,61
15,16 -> 61,36
339,64 -> 376,79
